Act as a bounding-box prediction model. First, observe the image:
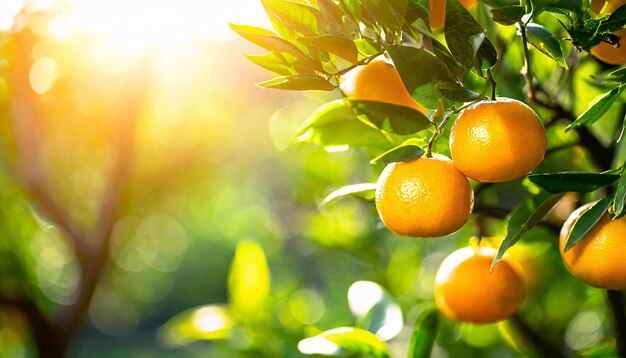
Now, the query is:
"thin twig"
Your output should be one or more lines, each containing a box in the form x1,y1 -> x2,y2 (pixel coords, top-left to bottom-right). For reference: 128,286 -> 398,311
511,314 -> 566,358
10,30 -> 92,260
607,290 -> 626,358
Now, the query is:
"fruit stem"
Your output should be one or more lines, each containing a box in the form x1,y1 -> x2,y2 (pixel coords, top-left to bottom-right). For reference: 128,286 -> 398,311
425,114 -> 450,157
607,290 -> 626,358
332,51 -> 385,78
487,68 -> 497,100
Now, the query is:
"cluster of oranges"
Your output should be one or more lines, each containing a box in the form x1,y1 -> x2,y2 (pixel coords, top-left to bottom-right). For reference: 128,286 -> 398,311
343,58 -> 544,323
341,30 -> 626,322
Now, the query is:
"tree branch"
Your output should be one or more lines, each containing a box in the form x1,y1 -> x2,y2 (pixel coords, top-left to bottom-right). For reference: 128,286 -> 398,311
0,295 -> 63,357
511,314 -> 566,358
607,290 -> 626,358
10,30 -> 92,260
57,61 -> 150,342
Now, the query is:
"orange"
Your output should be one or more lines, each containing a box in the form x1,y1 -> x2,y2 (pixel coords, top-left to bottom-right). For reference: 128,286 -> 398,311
449,98 -> 546,183
559,203 -> 626,290
434,247 -> 526,324
375,155 -> 474,237
340,59 -> 427,114
591,28 -> 626,65
429,0 -> 478,31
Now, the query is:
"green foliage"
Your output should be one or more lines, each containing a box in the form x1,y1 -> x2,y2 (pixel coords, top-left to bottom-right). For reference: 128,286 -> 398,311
529,172 -> 621,193
564,196 -> 614,252
493,191 -> 565,268
298,327 -> 390,357
408,307 -> 440,358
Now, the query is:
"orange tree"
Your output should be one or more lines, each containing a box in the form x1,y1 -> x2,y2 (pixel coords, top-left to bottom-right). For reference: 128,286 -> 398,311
230,0 -> 626,356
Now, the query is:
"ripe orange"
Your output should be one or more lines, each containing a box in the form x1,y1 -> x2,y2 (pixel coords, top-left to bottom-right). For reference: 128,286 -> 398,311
375,155 -> 474,237
559,203 -> 626,290
591,28 -> 626,65
340,59 -> 427,114
434,247 -> 526,324
449,98 -> 546,183
429,0 -> 478,31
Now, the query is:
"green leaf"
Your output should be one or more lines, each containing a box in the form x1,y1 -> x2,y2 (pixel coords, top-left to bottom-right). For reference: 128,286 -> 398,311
317,0 -> 355,36
566,87 -> 622,131
445,0 -> 497,69
348,100 -> 431,135
481,0 -> 520,6
528,172 -> 620,194
387,45 -> 464,107
245,53 -> 294,76
228,241 -> 270,318
229,23 -> 302,53
408,308 -> 439,358
525,23 -> 568,69
613,166 -> 626,219
296,100 -> 390,148
299,35 -> 358,62
564,196 -> 614,252
320,183 -> 377,207
257,75 -> 336,91
532,0 -> 580,11
347,281 -> 404,341
491,6 -> 526,26
369,139 -> 425,165
298,327 -> 391,357
492,192 -> 565,269
387,45 -> 457,91
261,0 -> 320,36
436,81 -> 481,102
599,5 -> 626,33
158,305 -> 232,347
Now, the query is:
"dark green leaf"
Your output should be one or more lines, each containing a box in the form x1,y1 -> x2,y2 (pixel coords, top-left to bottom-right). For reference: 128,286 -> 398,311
532,0 -> 579,11
299,35 -> 358,62
528,172 -> 620,194
481,0 -> 520,6
492,192 -> 565,268
564,196 -> 614,252
445,0 -> 497,69
320,183 -> 377,206
613,165 -> 626,219
348,100 -> 432,135
369,139 -> 425,165
436,81 -> 481,102
257,75 -> 336,91
491,6 -> 526,26
566,87 -> 622,131
409,308 -> 439,358
599,5 -> 626,33
525,23 -> 568,68
387,45 -> 463,107
387,45 -> 457,91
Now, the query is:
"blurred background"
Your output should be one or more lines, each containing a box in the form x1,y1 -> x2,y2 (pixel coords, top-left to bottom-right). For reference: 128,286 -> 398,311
0,0 -> 621,357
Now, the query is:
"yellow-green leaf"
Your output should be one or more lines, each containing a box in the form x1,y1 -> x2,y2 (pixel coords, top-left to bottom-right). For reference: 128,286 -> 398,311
257,75 -> 336,91
158,305 -> 232,347
300,35 -> 358,62
228,241 -> 270,318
